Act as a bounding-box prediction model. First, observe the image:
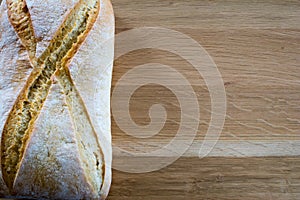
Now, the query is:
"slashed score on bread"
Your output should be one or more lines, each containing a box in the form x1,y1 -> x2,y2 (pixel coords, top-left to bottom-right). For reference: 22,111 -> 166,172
0,0 -> 114,199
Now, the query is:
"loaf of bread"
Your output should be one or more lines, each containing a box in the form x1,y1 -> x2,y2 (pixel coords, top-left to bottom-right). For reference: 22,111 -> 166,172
0,0 -> 114,199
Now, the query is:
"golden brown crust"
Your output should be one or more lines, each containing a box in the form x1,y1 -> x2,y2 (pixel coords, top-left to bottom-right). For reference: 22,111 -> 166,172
6,0 -> 36,61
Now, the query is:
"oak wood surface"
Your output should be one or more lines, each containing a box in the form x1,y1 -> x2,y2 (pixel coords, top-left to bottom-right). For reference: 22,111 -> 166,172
109,156 -> 300,200
109,0 -> 300,199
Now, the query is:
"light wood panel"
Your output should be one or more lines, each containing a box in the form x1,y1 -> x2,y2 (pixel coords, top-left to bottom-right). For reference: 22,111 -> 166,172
109,0 -> 300,199
111,0 -> 300,154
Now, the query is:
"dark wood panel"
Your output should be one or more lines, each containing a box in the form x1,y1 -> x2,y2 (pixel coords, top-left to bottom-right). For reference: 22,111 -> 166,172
109,156 -> 300,200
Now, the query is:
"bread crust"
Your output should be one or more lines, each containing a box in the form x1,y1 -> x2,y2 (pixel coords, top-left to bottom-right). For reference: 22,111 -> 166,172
0,0 -> 114,199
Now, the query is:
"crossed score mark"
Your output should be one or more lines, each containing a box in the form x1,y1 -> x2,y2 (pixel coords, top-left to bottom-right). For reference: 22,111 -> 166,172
1,0 -> 104,193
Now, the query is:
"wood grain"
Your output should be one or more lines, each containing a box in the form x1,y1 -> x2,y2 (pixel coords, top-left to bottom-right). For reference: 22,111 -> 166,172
109,0 -> 300,199
109,156 -> 300,200
111,0 -> 300,152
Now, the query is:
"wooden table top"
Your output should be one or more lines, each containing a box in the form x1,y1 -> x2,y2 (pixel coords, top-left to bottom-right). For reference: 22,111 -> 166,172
109,0 -> 300,199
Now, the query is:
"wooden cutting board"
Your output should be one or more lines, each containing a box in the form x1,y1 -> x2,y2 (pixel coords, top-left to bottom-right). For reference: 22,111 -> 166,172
109,0 -> 300,199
